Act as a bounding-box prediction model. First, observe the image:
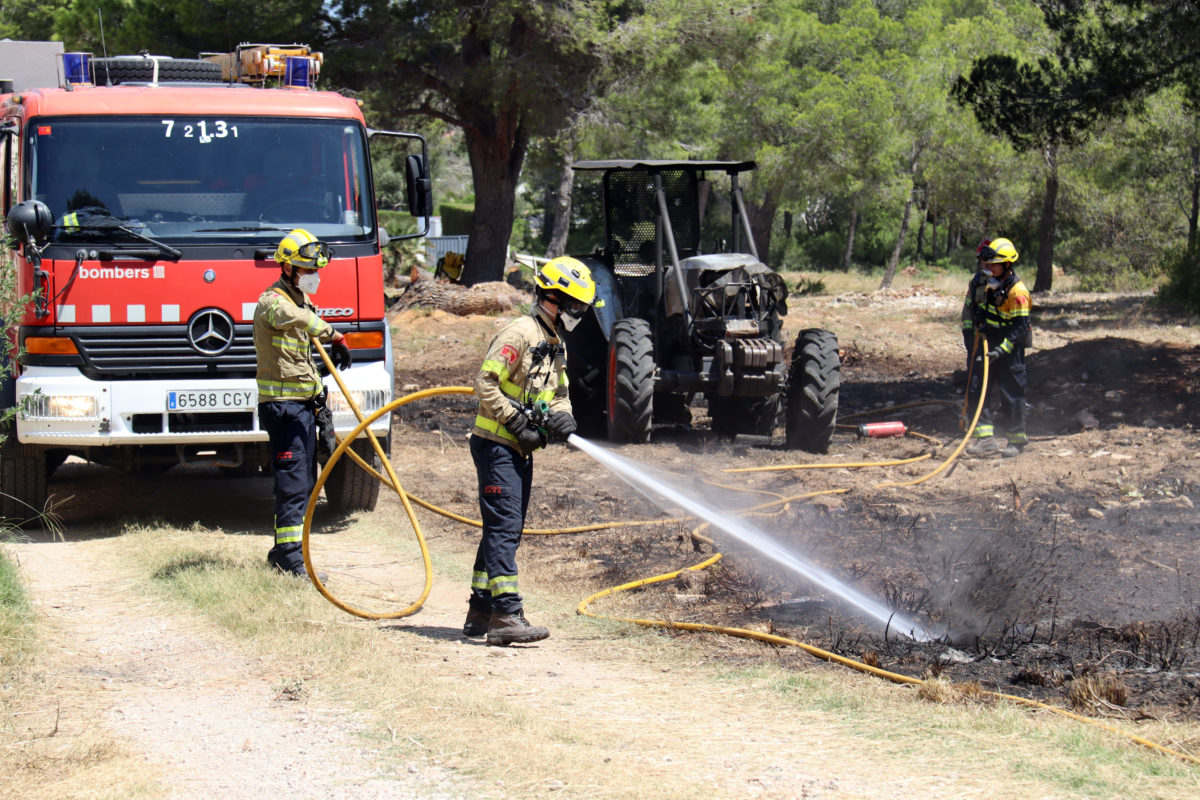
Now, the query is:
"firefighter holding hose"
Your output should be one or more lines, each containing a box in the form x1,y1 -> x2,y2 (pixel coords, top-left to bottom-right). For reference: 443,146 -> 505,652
962,237 -> 1032,458
254,228 -> 353,578
465,256 -> 596,645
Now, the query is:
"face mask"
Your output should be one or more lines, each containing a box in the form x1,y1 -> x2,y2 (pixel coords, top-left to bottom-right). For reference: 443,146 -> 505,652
560,308 -> 583,332
296,272 -> 320,294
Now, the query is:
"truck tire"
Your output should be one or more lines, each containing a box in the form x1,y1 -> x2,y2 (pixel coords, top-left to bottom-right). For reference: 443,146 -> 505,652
1,432 -> 49,525
91,57 -> 221,85
785,329 -> 840,453
324,437 -> 383,513
606,318 -> 654,443
709,392 -> 782,437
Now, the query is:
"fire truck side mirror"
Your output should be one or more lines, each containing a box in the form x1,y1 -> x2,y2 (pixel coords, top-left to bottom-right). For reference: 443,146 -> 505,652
405,155 -> 433,218
6,200 -> 53,247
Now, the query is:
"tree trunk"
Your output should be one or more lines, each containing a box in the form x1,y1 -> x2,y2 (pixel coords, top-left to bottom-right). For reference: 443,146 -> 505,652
880,143 -> 924,290
747,186 -> 779,264
841,206 -> 859,272
1189,141 -> 1199,252
914,184 -> 928,262
545,138 -> 575,259
460,119 -> 529,286
880,184 -> 916,290
929,206 -> 938,262
1034,143 -> 1059,293
914,186 -> 929,264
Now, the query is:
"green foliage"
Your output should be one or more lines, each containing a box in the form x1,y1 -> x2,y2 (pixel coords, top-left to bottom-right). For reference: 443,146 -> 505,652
50,0 -> 328,57
439,204 -> 474,236
1158,247 -> 1200,312
0,0 -> 63,40
0,0 -> 1192,291
0,544 -> 35,676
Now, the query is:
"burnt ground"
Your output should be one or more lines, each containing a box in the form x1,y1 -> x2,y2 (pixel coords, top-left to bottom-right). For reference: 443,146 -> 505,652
387,290 -> 1200,723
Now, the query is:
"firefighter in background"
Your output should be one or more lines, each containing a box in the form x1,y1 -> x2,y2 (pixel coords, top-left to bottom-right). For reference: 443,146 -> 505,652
465,256 -> 596,646
254,228 -> 353,577
962,237 -> 1032,458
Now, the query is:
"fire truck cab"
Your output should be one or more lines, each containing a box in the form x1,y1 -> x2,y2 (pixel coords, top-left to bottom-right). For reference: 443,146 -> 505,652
0,51 -> 432,521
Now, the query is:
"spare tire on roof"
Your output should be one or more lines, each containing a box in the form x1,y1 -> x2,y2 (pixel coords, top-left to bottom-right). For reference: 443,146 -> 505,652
91,56 -> 222,85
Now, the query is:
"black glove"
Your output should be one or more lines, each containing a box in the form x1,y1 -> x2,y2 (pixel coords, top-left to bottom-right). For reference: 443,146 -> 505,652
986,348 -> 1000,362
313,391 -> 337,461
545,410 -> 577,441
503,412 -> 545,454
331,339 -> 352,371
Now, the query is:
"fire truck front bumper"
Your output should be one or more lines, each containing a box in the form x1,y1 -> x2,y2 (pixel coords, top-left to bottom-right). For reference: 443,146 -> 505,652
14,364 -> 393,447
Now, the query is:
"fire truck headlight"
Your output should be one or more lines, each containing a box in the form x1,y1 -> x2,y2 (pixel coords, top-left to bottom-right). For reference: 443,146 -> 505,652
326,390 -> 387,416
27,394 -> 101,419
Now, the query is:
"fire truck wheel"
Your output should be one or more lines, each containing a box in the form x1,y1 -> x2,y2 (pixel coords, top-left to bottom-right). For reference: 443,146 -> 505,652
91,57 -> 222,85
324,437 -> 383,514
0,432 -> 49,527
785,328 -> 840,453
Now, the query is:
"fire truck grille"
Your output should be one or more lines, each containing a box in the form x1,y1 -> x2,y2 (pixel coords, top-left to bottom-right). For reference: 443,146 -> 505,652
72,324 -> 258,380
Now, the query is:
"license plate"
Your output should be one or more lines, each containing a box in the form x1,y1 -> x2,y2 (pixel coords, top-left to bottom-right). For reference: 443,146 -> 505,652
167,389 -> 255,412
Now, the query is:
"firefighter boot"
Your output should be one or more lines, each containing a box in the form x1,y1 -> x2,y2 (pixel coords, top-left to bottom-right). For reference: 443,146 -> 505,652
966,436 -> 1001,456
463,605 -> 491,638
267,544 -> 327,582
485,610 -> 550,646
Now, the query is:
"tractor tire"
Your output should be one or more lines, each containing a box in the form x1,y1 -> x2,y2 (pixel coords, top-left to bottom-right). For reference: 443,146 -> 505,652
785,329 -> 840,453
606,318 -> 654,443
91,57 -> 221,85
1,432 -> 49,525
324,437 -> 383,513
709,392 -> 782,437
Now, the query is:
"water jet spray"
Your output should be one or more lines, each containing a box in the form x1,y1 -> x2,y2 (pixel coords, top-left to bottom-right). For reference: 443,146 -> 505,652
566,434 -> 938,642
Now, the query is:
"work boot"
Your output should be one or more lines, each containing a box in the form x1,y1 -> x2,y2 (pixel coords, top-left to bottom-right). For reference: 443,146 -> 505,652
1002,444 -> 1023,459
966,436 -> 1001,456
463,606 -> 491,638
485,610 -> 549,646
267,545 -> 327,582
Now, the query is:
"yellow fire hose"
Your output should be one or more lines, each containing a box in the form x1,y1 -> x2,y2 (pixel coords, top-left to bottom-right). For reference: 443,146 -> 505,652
301,346 -> 1199,766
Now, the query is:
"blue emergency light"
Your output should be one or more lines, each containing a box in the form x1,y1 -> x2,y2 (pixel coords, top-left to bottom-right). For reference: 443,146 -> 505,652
62,52 -> 92,87
283,56 -> 314,88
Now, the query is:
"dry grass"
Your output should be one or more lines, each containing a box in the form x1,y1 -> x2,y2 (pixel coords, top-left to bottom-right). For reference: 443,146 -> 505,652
102,517 -> 1200,800
0,544 -> 162,800
916,676 -> 993,706
1067,672 -> 1130,713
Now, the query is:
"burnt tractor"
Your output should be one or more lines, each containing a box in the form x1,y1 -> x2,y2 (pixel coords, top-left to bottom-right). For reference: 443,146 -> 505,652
560,160 -> 839,451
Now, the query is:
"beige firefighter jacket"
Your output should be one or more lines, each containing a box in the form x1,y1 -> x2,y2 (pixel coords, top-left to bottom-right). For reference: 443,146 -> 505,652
472,306 -> 571,452
253,277 -> 335,402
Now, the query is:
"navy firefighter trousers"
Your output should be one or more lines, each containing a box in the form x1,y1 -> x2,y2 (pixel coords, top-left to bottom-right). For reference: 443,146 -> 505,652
259,399 -> 319,550
469,434 -> 533,616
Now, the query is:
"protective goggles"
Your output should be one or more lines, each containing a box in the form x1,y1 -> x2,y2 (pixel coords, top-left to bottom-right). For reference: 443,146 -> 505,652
560,298 -> 588,316
296,241 -> 331,267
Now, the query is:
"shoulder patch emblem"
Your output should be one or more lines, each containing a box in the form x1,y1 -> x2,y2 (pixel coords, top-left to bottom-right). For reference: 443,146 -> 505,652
500,344 -> 519,366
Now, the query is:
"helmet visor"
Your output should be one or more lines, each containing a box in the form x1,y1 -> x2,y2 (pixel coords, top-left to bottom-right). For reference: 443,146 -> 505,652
297,241 -> 331,267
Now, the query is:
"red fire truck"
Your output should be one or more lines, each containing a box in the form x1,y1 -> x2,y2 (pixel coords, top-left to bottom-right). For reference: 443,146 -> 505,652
0,51 -> 431,521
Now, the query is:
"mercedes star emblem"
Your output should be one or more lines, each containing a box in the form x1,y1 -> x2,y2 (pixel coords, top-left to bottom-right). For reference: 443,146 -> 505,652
187,308 -> 235,356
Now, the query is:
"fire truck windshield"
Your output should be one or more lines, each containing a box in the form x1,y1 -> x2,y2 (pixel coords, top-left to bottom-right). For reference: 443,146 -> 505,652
29,116 -> 374,244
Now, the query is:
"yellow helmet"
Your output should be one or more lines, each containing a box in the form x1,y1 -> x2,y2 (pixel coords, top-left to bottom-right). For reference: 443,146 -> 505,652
274,228 -> 330,269
979,237 -> 1018,264
534,256 -> 596,307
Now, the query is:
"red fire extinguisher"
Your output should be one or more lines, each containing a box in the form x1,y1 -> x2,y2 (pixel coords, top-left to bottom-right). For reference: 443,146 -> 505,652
857,421 -> 907,438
